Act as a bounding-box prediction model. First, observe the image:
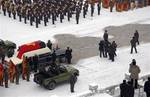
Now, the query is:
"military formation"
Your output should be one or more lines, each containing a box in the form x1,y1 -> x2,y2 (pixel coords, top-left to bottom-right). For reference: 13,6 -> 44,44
0,0 -> 101,27
0,0 -> 149,27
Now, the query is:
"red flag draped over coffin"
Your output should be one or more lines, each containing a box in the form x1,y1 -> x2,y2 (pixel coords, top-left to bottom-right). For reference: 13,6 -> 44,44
17,41 -> 42,59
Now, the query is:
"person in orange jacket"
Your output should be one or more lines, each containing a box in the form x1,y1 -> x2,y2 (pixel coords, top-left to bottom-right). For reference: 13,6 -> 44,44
0,63 -> 4,86
9,61 -> 16,83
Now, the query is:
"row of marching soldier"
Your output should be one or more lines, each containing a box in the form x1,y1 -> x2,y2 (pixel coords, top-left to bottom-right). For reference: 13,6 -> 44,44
0,0 -> 150,27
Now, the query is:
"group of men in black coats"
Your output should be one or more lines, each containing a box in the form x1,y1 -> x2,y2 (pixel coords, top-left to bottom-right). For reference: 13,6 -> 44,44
120,80 -> 135,97
0,0 -> 103,27
47,40 -> 73,64
99,30 -> 117,62
120,77 -> 150,97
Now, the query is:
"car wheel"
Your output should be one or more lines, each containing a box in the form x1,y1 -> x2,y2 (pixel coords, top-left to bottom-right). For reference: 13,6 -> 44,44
47,81 -> 56,90
34,74 -> 43,84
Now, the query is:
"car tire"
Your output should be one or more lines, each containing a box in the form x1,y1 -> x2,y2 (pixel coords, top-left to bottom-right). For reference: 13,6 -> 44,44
47,81 -> 56,90
34,74 -> 44,84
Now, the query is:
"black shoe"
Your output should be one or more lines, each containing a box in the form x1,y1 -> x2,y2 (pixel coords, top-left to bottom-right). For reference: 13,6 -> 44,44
71,91 -> 74,93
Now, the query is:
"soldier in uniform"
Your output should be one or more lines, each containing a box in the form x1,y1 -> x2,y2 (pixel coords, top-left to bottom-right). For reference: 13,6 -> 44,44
97,3 -> 101,15
90,3 -> 94,17
75,6 -> 80,24
60,9 -> 64,23
83,5 -> 86,18
69,74 -> 77,93
18,4 -> 22,22
44,13 -> 48,26
22,56 -> 27,80
85,0 -> 89,12
33,55 -> 38,72
22,4 -> 27,24
15,65 -> 20,84
65,47 -> 72,64
1,0 -> 6,16
12,4 -> 16,19
111,41 -> 117,56
134,30 -> 139,45
67,8 -> 71,21
52,50 -> 57,63
103,30 -> 108,41
47,40 -> 52,50
108,44 -> 115,62
104,40 -> 111,58
30,13 -> 34,26
52,10 -> 55,25
3,62 -> 9,88
35,14 -> 39,28
26,59 -> 30,82
99,40 -> 105,58
130,36 -> 137,54
109,0 -> 114,12
6,0 -> 11,17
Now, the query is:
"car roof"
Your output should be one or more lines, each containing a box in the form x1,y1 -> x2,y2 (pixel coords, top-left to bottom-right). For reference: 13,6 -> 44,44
23,47 -> 51,58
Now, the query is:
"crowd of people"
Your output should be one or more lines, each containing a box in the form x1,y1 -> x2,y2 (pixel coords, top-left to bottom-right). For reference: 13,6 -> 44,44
0,0 -> 150,27
99,30 -> 117,62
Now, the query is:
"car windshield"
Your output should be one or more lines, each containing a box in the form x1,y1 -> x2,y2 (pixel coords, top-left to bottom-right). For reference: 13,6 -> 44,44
59,65 -> 67,73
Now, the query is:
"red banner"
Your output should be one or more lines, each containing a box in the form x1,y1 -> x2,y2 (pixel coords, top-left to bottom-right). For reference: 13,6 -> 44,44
123,2 -> 129,11
102,0 -> 110,8
116,3 -> 122,12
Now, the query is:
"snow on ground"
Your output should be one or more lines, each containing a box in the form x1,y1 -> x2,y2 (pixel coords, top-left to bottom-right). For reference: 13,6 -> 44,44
0,7 -> 150,46
1,43 -> 150,97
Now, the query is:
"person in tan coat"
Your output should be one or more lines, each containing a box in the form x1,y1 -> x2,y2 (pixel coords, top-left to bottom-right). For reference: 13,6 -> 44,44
129,59 -> 141,89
